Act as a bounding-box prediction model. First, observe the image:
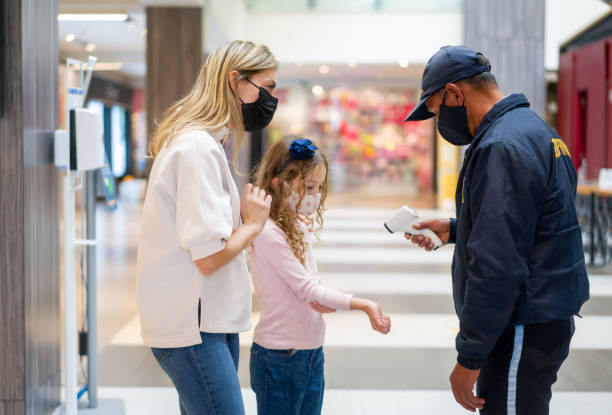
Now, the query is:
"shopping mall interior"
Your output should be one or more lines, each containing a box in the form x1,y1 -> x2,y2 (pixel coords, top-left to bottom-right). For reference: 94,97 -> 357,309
3,0 -> 612,414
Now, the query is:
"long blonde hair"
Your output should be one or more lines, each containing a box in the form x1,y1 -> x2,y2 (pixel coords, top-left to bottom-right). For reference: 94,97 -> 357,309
254,136 -> 329,266
148,40 -> 278,165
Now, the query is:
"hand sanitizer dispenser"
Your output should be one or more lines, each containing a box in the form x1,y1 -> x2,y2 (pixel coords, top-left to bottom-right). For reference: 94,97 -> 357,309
54,55 -> 103,172
69,108 -> 105,171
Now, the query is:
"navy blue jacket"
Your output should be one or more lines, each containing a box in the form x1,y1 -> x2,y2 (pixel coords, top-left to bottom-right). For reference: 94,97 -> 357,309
448,94 -> 589,370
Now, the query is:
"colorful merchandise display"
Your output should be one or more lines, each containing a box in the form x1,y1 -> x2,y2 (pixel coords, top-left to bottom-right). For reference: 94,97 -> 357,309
269,86 -> 435,196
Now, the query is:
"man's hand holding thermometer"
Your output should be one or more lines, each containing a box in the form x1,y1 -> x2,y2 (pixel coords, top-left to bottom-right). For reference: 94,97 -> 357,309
384,206 -> 450,251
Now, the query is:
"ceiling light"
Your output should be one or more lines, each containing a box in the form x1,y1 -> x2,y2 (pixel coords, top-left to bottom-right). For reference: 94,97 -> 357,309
58,13 -> 129,21
295,62 -> 304,68
83,62 -> 123,71
347,61 -> 357,68
65,33 -> 75,42
141,29 -> 148,37
312,85 -> 324,96
319,65 -> 330,74
398,59 -> 409,68
85,43 -> 97,52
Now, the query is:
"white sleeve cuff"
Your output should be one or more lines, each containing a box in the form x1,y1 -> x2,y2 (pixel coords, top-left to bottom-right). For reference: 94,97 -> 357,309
342,293 -> 354,311
190,238 -> 227,260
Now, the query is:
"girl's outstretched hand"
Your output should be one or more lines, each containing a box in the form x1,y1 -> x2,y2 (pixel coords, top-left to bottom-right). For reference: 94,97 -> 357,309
350,298 -> 391,334
365,301 -> 391,334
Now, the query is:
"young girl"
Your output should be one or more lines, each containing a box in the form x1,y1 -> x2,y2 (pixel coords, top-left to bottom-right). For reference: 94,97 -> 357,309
248,136 -> 391,415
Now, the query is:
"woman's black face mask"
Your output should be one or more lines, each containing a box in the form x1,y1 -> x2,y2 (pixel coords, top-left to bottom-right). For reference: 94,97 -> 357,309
240,79 -> 278,132
437,90 -> 473,146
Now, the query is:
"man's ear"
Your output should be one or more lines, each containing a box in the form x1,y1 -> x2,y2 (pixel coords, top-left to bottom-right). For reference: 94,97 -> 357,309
445,83 -> 464,105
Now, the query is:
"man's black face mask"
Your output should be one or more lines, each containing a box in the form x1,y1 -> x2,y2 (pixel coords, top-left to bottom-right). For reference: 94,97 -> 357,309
437,90 -> 473,146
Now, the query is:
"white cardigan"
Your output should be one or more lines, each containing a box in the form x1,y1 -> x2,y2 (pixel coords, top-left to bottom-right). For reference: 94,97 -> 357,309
136,128 -> 252,348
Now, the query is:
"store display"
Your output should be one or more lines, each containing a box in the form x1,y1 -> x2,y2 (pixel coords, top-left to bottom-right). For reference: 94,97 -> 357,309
269,86 -> 434,195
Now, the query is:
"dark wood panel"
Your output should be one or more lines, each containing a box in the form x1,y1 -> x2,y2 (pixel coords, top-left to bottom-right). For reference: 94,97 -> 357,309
0,0 -> 60,413
146,7 -> 202,141
21,0 -> 61,413
0,401 -> 26,415
0,0 -> 26,402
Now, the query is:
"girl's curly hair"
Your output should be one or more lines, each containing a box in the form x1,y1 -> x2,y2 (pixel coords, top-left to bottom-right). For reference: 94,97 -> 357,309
253,136 -> 328,266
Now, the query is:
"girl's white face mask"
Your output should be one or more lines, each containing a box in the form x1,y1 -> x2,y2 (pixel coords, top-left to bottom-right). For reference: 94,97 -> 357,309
285,184 -> 321,216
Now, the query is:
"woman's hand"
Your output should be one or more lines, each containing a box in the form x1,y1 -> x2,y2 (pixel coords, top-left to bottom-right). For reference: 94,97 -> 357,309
195,184 -> 271,277
240,183 -> 272,233
350,298 -> 391,334
309,302 -> 336,313
405,218 -> 450,251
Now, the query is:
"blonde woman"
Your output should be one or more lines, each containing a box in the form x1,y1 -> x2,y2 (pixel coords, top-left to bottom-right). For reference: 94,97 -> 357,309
136,40 -> 278,415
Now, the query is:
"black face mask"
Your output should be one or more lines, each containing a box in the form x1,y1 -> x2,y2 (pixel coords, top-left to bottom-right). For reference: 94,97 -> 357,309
437,91 -> 473,146
240,79 -> 278,132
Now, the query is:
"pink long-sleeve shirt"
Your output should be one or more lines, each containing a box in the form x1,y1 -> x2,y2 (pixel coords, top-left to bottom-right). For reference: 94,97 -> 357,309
249,219 -> 353,350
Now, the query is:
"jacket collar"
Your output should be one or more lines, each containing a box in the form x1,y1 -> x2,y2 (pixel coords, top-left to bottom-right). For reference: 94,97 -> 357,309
472,93 -> 531,144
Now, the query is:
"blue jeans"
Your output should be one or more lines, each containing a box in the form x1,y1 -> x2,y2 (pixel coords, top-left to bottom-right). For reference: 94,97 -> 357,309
151,332 -> 244,415
250,342 -> 325,415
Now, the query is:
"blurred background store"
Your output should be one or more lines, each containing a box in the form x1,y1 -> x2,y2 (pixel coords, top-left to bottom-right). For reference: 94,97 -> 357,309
3,0 -> 612,414
53,0 -> 612,209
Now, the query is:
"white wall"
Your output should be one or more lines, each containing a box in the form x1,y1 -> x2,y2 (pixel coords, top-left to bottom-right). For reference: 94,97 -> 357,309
545,0 -> 610,70
204,1 -> 611,70
244,12 -> 463,64
203,0 -> 247,53
272,85 -> 310,133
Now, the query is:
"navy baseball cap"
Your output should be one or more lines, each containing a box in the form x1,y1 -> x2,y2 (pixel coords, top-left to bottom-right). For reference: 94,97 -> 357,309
404,45 -> 492,122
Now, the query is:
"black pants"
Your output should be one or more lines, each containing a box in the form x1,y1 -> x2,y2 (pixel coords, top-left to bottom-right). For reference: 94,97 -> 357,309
476,318 -> 575,415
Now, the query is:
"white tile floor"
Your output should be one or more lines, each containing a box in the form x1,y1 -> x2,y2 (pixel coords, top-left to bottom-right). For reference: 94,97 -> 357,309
314,245 -> 456,264
57,387 -> 612,415
61,203 -> 612,414
109,310 -> 612,350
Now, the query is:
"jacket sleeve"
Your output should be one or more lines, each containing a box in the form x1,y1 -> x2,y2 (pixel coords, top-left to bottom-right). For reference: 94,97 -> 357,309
449,218 -> 457,244
456,142 -> 545,370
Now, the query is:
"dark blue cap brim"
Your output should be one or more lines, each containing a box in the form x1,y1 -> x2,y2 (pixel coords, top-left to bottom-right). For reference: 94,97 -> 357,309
404,95 -> 436,122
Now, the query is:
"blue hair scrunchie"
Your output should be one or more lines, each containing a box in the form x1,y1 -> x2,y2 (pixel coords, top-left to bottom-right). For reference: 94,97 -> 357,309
277,138 -> 318,174
290,139 -> 318,160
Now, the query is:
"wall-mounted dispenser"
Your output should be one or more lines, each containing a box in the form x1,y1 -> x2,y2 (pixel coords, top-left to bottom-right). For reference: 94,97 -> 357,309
70,108 -> 105,171
55,108 -> 105,171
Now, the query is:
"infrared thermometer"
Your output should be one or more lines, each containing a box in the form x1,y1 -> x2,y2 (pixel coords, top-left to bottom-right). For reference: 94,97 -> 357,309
384,206 -> 444,250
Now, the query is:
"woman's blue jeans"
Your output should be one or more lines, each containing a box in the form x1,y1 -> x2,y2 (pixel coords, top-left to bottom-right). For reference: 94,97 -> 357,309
151,332 -> 244,415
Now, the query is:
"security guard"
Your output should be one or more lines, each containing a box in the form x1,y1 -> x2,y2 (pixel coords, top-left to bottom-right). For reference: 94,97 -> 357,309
405,45 -> 589,414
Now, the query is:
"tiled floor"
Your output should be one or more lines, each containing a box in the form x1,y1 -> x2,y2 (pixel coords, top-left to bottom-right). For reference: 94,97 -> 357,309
54,388 -> 612,415
67,200 -> 612,414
